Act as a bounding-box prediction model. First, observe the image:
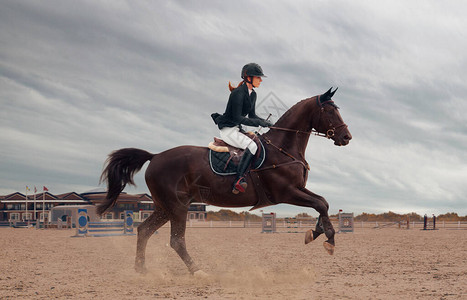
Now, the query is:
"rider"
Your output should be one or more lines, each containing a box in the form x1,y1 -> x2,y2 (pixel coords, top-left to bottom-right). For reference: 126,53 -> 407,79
211,63 -> 273,194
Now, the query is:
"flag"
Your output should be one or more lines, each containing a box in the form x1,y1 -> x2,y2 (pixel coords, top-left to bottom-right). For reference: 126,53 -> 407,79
43,186 -> 49,192
26,186 -> 30,191
34,186 -> 37,193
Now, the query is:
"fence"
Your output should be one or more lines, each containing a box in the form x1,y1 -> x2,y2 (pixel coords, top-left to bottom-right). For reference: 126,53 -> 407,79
181,220 -> 467,230
360,221 -> 467,230
1,219 -> 466,230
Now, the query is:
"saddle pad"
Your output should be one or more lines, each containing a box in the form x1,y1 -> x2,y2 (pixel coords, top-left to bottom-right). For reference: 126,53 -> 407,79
209,140 -> 266,176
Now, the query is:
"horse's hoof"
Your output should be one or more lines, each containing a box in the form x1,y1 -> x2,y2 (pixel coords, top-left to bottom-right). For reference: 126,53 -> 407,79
135,263 -> 147,274
193,270 -> 209,278
305,230 -> 314,244
135,266 -> 147,274
323,241 -> 335,255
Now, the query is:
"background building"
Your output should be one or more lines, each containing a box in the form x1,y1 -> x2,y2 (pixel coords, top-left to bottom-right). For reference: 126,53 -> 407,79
0,191 -> 207,222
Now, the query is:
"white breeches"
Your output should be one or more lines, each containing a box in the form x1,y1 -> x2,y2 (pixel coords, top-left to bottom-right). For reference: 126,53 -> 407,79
219,127 -> 258,155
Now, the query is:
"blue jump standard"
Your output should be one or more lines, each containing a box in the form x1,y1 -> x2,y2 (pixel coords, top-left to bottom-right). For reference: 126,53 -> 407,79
89,233 -> 135,237
74,209 -> 135,237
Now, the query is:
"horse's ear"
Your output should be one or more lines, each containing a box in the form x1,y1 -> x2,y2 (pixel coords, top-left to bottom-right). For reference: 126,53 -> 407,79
324,87 -> 332,97
330,87 -> 338,98
321,87 -> 333,102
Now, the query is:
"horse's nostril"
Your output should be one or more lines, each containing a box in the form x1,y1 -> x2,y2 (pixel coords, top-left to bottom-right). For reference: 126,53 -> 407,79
344,134 -> 351,141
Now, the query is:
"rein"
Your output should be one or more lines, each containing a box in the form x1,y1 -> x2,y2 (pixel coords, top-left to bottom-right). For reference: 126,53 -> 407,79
259,136 -> 310,171
269,126 -> 338,139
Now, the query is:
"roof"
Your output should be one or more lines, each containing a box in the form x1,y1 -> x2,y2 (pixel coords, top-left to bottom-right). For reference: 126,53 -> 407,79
3,192 -> 27,200
0,191 -> 152,204
82,192 -> 151,202
51,205 -> 96,209
55,192 -> 86,201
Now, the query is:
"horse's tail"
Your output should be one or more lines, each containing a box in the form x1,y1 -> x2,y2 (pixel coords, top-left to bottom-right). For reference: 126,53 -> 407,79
98,148 -> 155,215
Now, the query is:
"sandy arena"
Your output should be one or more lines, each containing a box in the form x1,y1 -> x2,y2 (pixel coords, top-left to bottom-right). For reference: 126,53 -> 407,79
0,226 -> 465,299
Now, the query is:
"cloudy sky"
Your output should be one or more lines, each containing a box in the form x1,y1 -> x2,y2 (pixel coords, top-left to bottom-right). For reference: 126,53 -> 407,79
1,0 -> 466,217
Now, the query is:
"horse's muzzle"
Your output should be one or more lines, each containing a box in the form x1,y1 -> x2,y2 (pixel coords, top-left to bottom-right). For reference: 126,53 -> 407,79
334,130 -> 352,146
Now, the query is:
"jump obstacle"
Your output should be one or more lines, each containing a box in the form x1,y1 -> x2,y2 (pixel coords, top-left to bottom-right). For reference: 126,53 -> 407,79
338,212 -> 354,233
422,214 -> 437,230
280,217 -> 316,233
261,212 -> 354,233
75,209 -> 135,237
261,213 -> 277,233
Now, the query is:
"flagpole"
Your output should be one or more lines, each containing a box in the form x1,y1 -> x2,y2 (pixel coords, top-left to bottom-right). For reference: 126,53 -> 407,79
34,186 -> 37,220
25,186 -> 28,221
42,187 -> 45,222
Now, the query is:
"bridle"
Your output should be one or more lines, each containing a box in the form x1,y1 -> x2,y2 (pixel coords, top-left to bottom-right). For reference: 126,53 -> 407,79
256,95 -> 348,173
269,95 -> 348,140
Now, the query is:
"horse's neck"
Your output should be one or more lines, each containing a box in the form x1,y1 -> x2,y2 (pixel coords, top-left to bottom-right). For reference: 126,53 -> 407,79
263,97 -> 317,156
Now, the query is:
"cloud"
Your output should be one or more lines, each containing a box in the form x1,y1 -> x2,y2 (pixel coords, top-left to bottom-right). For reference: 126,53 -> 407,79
1,0 -> 466,216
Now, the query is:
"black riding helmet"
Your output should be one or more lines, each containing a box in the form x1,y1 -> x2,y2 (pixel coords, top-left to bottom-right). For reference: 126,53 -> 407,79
241,63 -> 267,80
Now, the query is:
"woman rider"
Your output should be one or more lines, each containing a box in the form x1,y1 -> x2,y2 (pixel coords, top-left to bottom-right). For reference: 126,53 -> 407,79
211,63 -> 273,194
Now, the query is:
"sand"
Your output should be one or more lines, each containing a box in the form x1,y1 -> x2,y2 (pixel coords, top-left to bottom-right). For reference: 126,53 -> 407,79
0,226 -> 465,299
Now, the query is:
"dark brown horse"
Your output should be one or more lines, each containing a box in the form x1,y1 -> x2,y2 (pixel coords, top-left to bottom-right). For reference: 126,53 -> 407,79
99,87 -> 352,276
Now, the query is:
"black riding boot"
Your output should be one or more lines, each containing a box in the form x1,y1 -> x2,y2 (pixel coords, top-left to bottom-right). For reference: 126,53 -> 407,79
232,149 -> 255,194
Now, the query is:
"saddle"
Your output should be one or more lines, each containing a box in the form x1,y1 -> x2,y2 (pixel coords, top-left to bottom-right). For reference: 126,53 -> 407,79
208,133 -> 275,211
208,132 -> 266,175
208,137 -> 240,154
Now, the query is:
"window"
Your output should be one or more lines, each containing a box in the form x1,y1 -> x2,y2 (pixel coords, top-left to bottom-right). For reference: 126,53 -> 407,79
118,203 -> 134,210
104,213 -> 113,219
22,213 -> 32,221
8,204 -> 23,210
142,204 -> 153,210
40,212 -> 49,222
10,213 -> 20,220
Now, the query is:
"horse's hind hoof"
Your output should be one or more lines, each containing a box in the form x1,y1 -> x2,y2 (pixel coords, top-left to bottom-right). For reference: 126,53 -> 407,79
305,230 -> 314,244
135,264 -> 148,274
323,241 -> 335,255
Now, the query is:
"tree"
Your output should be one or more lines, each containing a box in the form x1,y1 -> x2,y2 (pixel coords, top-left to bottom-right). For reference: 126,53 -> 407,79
206,209 -> 261,221
295,212 -> 312,218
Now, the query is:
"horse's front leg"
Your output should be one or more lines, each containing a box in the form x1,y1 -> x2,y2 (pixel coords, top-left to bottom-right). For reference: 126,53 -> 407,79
307,215 -> 325,243
300,188 -> 334,247
284,188 -> 335,255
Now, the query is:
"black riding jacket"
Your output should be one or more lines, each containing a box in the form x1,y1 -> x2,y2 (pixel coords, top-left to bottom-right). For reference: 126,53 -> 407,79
212,83 -> 265,129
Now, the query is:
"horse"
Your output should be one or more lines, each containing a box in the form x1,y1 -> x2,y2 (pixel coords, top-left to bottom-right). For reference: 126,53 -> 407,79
98,87 -> 352,276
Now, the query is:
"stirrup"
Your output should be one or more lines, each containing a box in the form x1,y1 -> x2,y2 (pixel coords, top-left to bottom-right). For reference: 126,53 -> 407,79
232,177 -> 247,194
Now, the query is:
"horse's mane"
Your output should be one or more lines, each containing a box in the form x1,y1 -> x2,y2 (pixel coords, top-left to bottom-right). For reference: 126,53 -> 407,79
274,97 -> 314,126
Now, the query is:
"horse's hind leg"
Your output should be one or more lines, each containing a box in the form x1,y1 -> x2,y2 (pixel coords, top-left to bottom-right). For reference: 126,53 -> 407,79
135,207 -> 169,273
169,214 -> 201,275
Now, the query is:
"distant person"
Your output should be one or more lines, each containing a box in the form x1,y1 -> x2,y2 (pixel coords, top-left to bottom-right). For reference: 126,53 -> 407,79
211,63 -> 273,194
